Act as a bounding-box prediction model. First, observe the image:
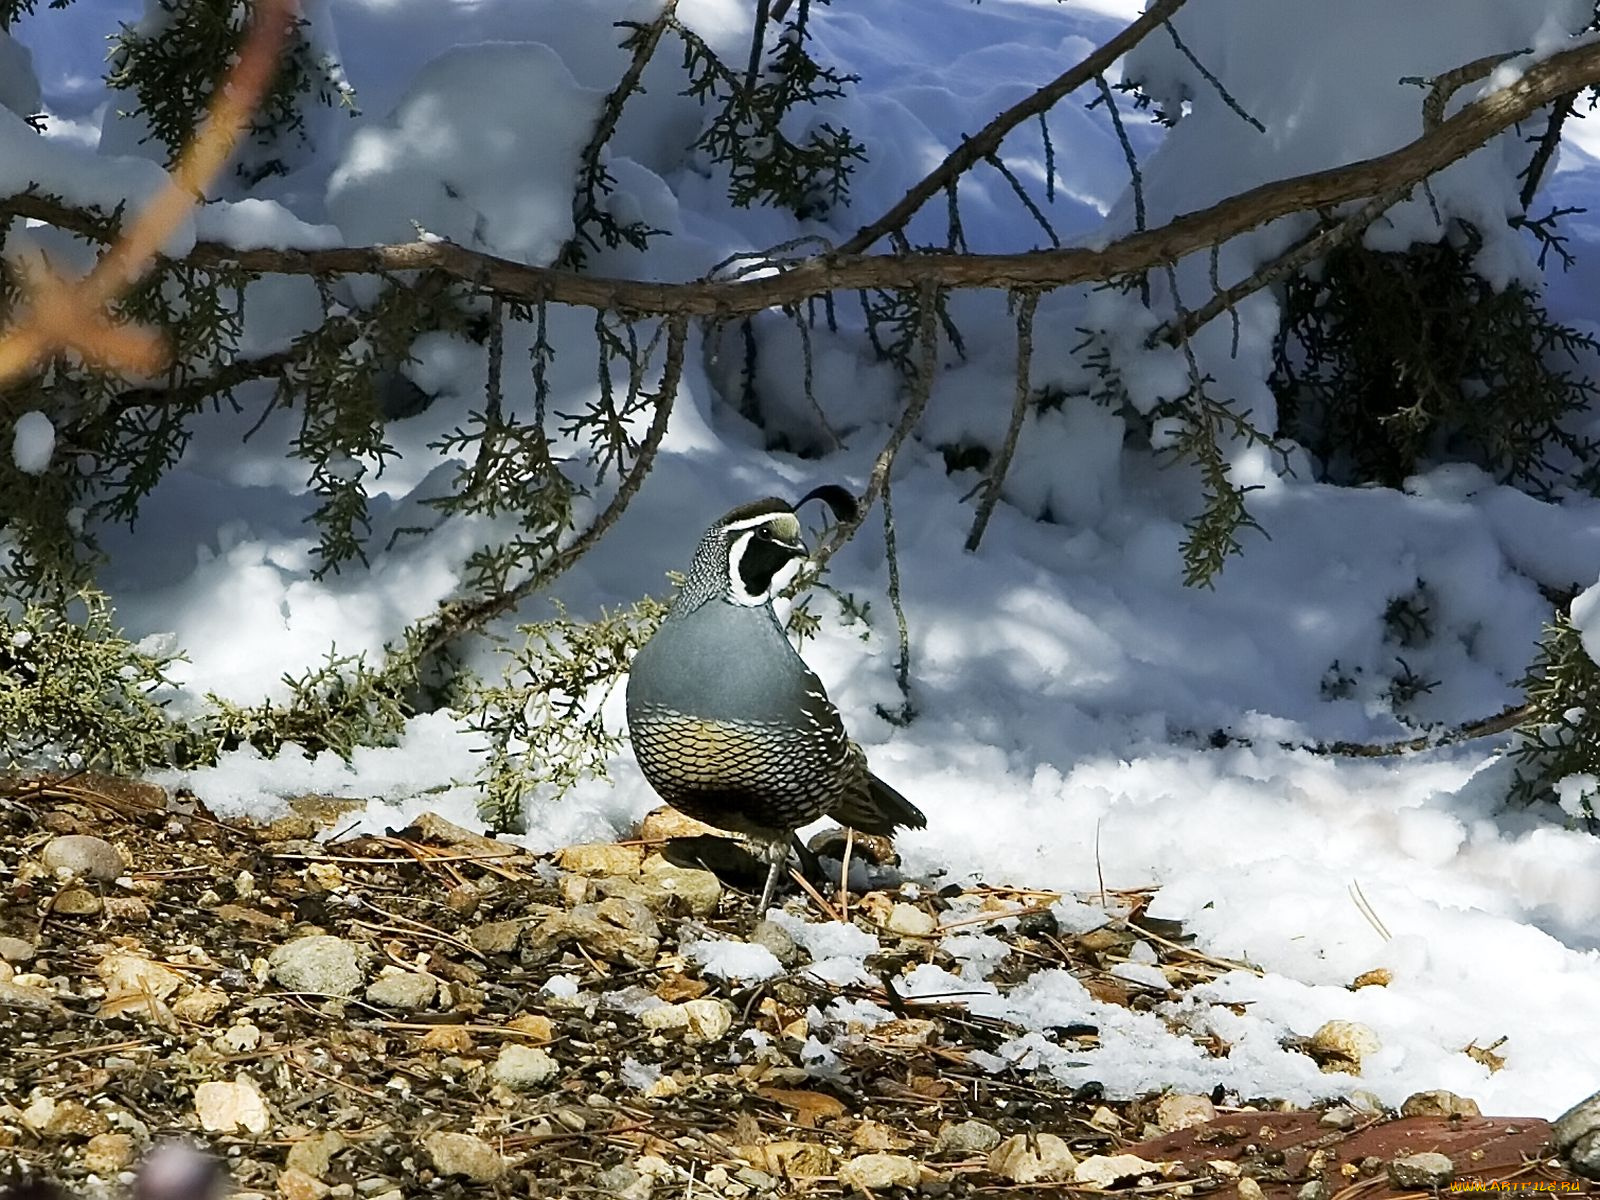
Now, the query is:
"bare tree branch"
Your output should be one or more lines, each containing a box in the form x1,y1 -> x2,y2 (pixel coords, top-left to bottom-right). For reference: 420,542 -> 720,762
6,40 -> 1599,333
836,0 -> 1189,255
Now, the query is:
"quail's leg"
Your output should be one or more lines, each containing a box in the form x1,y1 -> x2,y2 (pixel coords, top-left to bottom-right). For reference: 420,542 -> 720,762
755,839 -> 790,915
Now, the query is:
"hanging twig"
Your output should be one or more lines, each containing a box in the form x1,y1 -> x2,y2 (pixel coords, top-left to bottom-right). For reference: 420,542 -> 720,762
413,315 -> 688,658
965,289 -> 1040,552
1162,19 -> 1265,133
838,0 -> 1190,255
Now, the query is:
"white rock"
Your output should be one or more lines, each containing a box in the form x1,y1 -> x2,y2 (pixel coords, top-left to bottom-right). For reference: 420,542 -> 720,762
195,1075 -> 272,1134
1074,1154 -> 1163,1188
489,1043 -> 559,1090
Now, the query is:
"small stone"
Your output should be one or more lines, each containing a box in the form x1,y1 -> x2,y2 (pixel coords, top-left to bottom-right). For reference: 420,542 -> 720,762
194,1075 -> 272,1135
84,1132 -> 137,1174
640,997 -> 733,1044
41,834 -> 125,881
277,1168 -> 330,1200
523,900 -> 660,968
1309,1020 -> 1381,1073
268,935 -> 364,997
99,951 -> 185,1002
1156,1093 -> 1217,1132
423,1132 -> 506,1183
1552,1089 -> 1600,1153
286,1131 -> 347,1179
489,1043 -> 559,1090
1298,1182 -> 1330,1200
1237,1178 -> 1265,1200
1387,1152 -> 1454,1189
838,1153 -> 920,1191
936,1119 -> 1001,1156
0,978 -> 60,1013
22,1097 -> 109,1140
51,886 -> 102,915
1088,1105 -> 1123,1131
419,1026 -> 473,1053
468,920 -> 522,954
989,1134 -> 1077,1184
1318,1105 -> 1360,1130
750,919 -> 801,967
557,842 -> 645,877
0,935 -> 35,963
1400,1089 -> 1480,1119
172,987 -> 230,1025
507,1013 -> 554,1040
1074,1154 -> 1162,1188
443,885 -> 481,917
218,1021 -> 262,1053
636,806 -> 720,841
638,862 -> 722,917
1351,967 -> 1392,989
104,896 -> 152,923
885,902 -> 937,937
364,971 -> 439,1011
737,1141 -> 832,1178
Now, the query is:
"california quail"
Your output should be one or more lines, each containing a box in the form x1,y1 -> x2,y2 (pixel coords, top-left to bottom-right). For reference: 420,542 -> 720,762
626,486 -> 926,914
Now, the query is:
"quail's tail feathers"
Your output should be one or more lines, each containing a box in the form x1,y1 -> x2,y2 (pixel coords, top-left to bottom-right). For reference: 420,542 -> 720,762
830,769 -> 926,837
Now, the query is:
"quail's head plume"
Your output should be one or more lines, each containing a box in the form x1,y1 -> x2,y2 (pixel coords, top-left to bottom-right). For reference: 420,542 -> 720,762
625,484 -> 924,915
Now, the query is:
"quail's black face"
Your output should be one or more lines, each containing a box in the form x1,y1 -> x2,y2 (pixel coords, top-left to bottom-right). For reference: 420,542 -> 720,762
714,499 -> 808,607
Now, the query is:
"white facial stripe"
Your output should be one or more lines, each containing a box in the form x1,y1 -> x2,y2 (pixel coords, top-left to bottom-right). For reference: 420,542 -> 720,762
722,512 -> 791,533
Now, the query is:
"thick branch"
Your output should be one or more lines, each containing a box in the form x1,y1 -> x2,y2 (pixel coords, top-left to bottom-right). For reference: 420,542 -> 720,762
7,39 -> 1600,322
836,0 -> 1189,255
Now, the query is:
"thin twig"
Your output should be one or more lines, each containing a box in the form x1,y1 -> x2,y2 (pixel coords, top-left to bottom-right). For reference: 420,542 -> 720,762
839,0 -> 1190,254
965,289 -> 1039,551
413,314 -> 687,658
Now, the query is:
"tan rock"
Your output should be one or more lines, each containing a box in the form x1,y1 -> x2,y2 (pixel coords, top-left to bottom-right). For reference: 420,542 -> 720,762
21,1097 -> 109,1140
173,987 -> 230,1025
276,1167 -> 329,1200
838,1153 -> 920,1191
640,998 -> 733,1044
468,920 -> 522,954
989,1134 -> 1077,1183
557,842 -> 645,877
737,1141 -> 832,1178
285,1131 -> 346,1179
84,1132 -> 137,1174
506,1013 -> 554,1040
636,806 -> 720,841
1400,1089 -> 1480,1119
423,1131 -> 506,1183
884,902 -> 936,937
419,1026 -> 473,1053
103,897 -> 152,923
1309,1020 -> 1381,1074
51,886 -> 102,915
1156,1092 -> 1218,1132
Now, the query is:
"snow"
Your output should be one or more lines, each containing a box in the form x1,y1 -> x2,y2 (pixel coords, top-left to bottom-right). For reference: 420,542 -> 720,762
11,410 -> 55,475
325,41 -> 605,265
684,937 -> 785,983
6,0 -> 1600,1118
